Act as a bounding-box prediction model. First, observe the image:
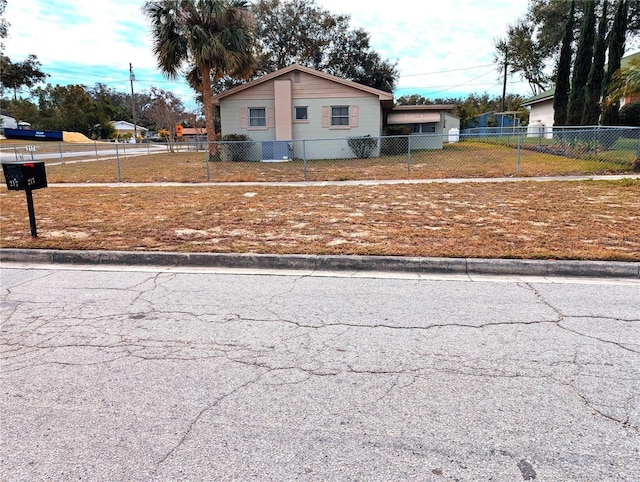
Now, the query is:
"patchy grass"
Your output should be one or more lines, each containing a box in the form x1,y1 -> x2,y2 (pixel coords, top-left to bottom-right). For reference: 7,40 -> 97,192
1,180 -> 638,261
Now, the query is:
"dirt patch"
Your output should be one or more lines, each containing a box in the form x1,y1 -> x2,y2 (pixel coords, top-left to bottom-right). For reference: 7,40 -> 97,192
62,132 -> 92,143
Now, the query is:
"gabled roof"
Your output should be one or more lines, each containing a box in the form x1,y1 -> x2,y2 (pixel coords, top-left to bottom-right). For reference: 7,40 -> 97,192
110,120 -> 148,131
522,87 -> 555,106
212,64 -> 394,105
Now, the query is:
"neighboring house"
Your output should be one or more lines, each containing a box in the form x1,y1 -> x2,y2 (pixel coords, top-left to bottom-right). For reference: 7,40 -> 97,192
110,120 -> 148,138
521,88 -> 555,137
213,64 -> 394,160
386,105 -> 459,148
1,114 -> 18,131
468,111 -> 520,131
181,127 -> 207,142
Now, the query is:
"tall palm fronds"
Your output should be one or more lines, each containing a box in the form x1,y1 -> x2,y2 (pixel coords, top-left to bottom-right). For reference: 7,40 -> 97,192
143,0 -> 255,155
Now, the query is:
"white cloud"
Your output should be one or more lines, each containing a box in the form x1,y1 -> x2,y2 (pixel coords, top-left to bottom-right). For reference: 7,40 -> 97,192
3,0 -> 532,104
316,0 -> 531,97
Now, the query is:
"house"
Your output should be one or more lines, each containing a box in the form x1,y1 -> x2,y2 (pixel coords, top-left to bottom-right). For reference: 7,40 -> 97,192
110,120 -> 148,139
212,64 -> 457,160
386,105 -> 459,148
521,88 -> 555,138
1,114 -> 18,131
181,127 -> 207,142
212,64 -> 393,160
467,111 -> 520,131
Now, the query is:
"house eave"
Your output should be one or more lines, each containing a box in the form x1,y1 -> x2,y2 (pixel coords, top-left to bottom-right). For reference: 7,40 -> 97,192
212,64 -> 394,105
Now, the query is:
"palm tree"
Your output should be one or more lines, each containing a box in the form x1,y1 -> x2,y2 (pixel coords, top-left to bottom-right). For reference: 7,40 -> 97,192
143,0 -> 255,158
606,58 -> 640,104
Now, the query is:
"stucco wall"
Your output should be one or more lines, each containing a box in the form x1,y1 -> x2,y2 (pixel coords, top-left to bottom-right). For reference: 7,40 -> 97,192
528,100 -> 555,128
221,95 -> 383,160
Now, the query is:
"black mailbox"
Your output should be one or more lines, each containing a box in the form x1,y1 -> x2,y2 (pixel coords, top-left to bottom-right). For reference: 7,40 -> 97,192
2,161 -> 48,191
2,161 -> 48,237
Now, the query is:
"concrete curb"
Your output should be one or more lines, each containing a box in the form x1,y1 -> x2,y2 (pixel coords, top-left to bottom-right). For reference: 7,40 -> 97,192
1,249 -> 638,279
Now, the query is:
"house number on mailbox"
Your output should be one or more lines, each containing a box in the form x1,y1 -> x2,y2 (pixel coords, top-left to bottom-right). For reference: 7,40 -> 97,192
2,160 -> 48,237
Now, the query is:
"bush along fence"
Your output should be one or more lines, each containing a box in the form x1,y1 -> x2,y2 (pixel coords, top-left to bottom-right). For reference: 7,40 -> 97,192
0,126 -> 637,184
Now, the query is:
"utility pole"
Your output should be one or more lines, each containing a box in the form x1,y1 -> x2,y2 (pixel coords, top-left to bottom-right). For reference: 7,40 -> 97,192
501,55 -> 508,114
130,63 -> 138,143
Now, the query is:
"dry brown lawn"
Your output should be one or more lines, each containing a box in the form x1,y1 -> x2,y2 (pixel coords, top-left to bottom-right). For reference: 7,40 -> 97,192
1,179 -> 639,261
2,140 -> 633,184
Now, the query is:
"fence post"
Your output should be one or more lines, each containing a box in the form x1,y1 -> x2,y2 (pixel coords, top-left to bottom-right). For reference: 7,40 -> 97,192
205,144 -> 211,181
13,145 -> 18,161
407,135 -> 411,176
303,140 -> 307,181
94,141 -> 99,162
115,142 -> 122,182
59,142 -> 63,162
516,132 -> 521,173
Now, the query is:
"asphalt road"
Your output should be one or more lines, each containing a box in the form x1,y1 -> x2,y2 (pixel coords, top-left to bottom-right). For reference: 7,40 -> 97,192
1,263 -> 638,481
0,145 -> 165,164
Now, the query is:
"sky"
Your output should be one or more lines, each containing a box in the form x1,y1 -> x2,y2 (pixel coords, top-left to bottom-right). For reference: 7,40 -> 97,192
3,0 -> 541,109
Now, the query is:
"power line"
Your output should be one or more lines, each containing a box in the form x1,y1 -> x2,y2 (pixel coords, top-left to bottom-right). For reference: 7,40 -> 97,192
400,63 -> 495,77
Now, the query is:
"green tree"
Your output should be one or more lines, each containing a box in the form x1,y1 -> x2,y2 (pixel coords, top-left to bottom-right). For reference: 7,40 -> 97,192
251,0 -> 398,92
602,0 -> 629,125
567,0 -> 596,126
88,83 -> 134,123
0,0 -> 8,51
34,84 -> 98,134
0,54 -> 48,99
618,102 -> 640,126
143,0 -> 255,157
582,0 -> 609,125
6,98 -> 39,125
494,21 -> 550,96
553,0 -> 575,126
498,0 -> 640,105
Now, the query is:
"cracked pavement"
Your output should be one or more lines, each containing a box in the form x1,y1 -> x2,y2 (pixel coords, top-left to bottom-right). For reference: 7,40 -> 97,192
1,264 -> 638,480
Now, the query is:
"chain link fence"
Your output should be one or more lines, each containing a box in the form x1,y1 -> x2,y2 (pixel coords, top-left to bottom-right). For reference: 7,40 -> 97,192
1,126 -> 637,184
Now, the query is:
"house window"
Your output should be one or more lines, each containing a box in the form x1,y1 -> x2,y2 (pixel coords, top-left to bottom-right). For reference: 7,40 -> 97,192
249,108 -> 266,127
331,106 -> 350,126
295,106 -> 308,121
410,123 -> 436,134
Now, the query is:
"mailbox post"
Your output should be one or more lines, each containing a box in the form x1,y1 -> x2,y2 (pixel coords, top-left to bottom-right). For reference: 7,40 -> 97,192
2,158 -> 48,237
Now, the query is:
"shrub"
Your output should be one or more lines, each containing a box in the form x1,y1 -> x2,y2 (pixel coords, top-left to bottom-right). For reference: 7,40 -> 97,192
385,125 -> 411,136
221,133 -> 254,161
381,125 -> 411,156
347,135 -> 378,159
619,103 -> 640,127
